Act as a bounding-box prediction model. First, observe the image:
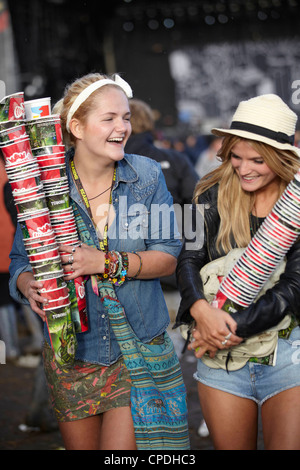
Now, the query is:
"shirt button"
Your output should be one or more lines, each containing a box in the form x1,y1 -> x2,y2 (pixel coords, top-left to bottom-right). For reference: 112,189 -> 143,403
101,314 -> 105,318
103,336 -> 107,340
125,222 -> 129,227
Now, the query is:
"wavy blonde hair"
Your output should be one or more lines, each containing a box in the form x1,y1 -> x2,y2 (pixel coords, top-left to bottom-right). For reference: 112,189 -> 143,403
194,135 -> 300,254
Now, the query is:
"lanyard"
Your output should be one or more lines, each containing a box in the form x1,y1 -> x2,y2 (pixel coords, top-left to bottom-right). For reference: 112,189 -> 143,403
70,158 -> 116,253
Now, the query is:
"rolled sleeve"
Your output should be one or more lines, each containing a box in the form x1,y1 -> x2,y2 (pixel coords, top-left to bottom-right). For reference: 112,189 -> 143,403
146,169 -> 182,257
9,223 -> 31,304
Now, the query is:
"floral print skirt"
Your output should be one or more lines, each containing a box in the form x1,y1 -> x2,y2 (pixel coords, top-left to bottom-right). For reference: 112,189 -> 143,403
43,342 -> 131,422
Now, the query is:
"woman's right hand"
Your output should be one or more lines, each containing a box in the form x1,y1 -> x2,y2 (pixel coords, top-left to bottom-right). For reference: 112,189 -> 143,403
18,273 -> 48,321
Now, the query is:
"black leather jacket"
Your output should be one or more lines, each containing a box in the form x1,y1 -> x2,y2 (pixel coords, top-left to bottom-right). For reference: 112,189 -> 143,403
175,183 -> 300,338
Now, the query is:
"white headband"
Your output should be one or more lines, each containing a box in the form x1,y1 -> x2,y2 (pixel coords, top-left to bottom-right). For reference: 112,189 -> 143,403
66,74 -> 133,131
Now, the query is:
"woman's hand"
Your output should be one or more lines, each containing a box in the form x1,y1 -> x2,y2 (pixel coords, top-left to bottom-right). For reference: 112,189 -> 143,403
59,243 -> 105,280
188,328 -> 218,358
17,272 -> 48,321
190,298 -> 243,353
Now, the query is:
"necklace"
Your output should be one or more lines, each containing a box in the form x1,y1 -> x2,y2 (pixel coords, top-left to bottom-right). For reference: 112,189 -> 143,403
88,185 -> 112,201
70,158 -> 116,252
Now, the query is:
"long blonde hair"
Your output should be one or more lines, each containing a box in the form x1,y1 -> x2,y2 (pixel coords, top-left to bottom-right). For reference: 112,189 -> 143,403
194,135 -> 300,253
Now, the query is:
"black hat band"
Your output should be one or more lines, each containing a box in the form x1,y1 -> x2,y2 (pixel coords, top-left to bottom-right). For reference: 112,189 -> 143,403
230,121 -> 294,145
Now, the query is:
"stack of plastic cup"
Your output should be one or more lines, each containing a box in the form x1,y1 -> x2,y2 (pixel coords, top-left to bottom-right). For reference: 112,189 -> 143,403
0,93 -> 77,365
213,169 -> 300,311
25,103 -> 88,334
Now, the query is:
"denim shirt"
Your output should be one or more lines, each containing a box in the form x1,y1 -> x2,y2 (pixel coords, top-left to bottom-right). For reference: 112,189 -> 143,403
9,151 -> 182,365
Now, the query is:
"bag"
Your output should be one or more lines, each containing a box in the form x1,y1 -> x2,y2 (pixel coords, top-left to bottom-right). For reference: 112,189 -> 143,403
100,282 -> 189,449
181,248 -> 290,371
72,202 -> 190,450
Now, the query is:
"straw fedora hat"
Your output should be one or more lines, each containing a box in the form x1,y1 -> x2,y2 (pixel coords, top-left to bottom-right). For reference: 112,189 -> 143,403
212,94 -> 300,157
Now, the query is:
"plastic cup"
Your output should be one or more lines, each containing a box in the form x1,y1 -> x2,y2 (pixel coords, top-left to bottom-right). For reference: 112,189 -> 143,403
219,282 -> 248,308
0,120 -> 24,131
28,246 -> 60,263
36,153 -> 65,167
25,114 -> 63,149
268,212 -> 299,238
5,160 -> 38,174
0,123 -> 27,144
231,264 -> 261,289
15,196 -> 47,215
39,282 -> 68,296
1,137 -> 34,168
26,242 -> 58,256
40,165 -> 67,181
32,145 -> 65,157
43,303 -> 76,366
242,251 -> 272,278
236,259 -> 269,286
46,193 -> 70,212
40,287 -> 69,305
42,287 -> 70,303
23,233 -> 56,247
38,276 -> 66,291
250,235 -> 283,262
44,296 -> 70,309
18,209 -> 52,239
24,98 -> 51,120
10,174 -> 41,193
0,92 -> 25,121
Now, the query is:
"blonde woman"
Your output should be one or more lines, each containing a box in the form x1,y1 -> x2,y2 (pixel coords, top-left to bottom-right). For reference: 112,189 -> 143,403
175,94 -> 300,449
9,73 -> 186,450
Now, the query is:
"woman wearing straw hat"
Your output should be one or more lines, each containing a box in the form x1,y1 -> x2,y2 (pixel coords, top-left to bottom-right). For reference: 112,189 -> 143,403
9,73 -> 189,450
175,94 -> 300,449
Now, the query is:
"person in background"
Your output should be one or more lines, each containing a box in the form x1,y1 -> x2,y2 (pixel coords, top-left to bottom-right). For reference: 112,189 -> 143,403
0,159 -> 20,362
195,135 -> 222,178
125,98 -> 198,293
176,94 -> 300,450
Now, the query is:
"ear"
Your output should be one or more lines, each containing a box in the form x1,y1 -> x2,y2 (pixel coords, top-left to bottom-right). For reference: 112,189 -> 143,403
69,118 -> 84,139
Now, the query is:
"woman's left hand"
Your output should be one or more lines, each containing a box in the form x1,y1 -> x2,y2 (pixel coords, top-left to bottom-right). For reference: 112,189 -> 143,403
188,328 -> 218,358
188,326 -> 238,359
59,243 -> 105,279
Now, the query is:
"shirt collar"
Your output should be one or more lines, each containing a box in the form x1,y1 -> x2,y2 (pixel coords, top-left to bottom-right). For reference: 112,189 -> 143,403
65,148 -> 138,203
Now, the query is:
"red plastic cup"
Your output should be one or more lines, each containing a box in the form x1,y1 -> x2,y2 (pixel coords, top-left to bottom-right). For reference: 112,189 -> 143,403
1,137 -> 34,168
0,92 -> 25,121
0,123 -> 27,144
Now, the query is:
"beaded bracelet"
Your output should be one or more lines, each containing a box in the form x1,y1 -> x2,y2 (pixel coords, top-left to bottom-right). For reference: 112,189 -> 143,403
120,251 -> 129,276
111,251 -> 128,286
131,251 -> 142,279
104,251 -> 119,278
113,251 -> 123,278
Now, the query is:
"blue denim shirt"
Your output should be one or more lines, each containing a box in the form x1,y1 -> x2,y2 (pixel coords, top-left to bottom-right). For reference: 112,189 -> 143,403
9,151 -> 182,365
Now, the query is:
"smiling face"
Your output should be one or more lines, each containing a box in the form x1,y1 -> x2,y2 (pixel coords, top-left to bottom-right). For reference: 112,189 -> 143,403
230,139 -> 280,194
71,86 -> 132,165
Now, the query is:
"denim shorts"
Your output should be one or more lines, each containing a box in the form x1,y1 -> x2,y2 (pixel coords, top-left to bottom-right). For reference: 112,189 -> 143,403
194,327 -> 300,406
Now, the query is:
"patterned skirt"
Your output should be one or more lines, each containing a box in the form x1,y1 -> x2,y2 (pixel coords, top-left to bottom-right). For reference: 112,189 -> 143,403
43,342 -> 131,422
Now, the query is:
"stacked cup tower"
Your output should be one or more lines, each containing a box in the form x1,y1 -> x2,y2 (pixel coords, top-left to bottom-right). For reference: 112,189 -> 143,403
0,92 -> 87,365
213,170 -> 300,311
